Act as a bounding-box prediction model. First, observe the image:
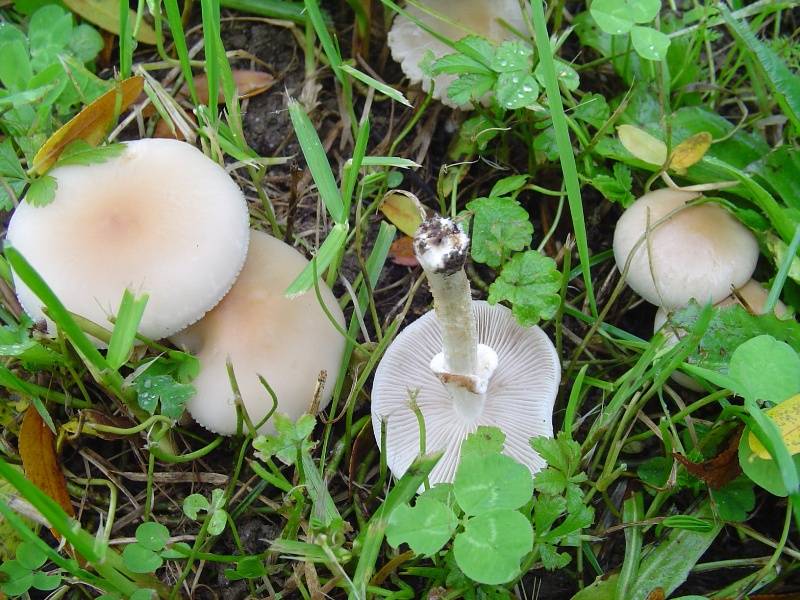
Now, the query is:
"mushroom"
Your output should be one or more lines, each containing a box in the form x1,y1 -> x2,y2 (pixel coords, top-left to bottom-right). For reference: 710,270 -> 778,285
613,188 -> 759,309
7,138 -> 250,342
171,230 -> 346,435
387,0 -> 528,109
654,279 -> 787,390
371,216 -> 560,485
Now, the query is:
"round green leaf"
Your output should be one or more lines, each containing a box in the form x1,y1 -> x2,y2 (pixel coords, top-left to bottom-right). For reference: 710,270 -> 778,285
183,493 -> 210,520
208,510 -> 228,536
31,571 -> 61,591
0,568 -> 33,596
16,541 -> 47,570
130,589 -> 157,600
135,522 -> 170,551
492,41 -> 533,73
739,429 -> 800,497
590,0 -> 634,35
453,510 -> 533,584
122,544 -> 163,574
454,453 -> 533,515
628,0 -> 661,23
729,335 -> 800,404
630,26 -> 671,61
386,497 -> 457,556
495,71 -> 539,110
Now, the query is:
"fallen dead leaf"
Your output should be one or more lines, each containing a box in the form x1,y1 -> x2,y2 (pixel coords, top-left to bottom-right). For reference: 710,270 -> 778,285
669,132 -> 712,173
188,70 -> 275,105
379,190 -> 428,236
673,428 -> 743,490
617,124 -> 668,166
19,407 -> 74,538
389,236 -> 419,267
645,589 -> 665,600
63,0 -> 157,44
748,394 -> 800,459
32,76 -> 143,175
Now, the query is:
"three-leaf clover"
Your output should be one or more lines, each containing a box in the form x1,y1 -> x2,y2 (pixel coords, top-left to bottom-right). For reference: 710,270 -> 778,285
253,413 -> 316,466
183,489 -> 229,536
0,542 -> 61,596
122,522 -> 170,574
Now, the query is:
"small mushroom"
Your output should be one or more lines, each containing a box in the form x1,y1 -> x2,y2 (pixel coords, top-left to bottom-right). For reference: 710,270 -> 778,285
613,188 -> 759,309
387,0 -> 528,109
371,216 -> 560,485
654,279 -> 787,390
171,230 -> 346,435
7,138 -> 250,342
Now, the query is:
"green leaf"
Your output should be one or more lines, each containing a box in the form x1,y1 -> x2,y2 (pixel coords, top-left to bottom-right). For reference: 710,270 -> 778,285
0,561 -> 34,596
589,0 -> 635,35
208,509 -> 227,536
490,175 -> 528,198
446,73 -> 494,106
28,5 -> 73,72
136,522 -> 169,551
25,175 -> 57,207
728,335 -> 800,404
0,39 -> 32,91
630,26 -> 670,61
589,163 -> 635,207
106,290 -> 148,371
488,250 -> 561,326
535,60 -> 580,91
31,571 -> 61,591
453,510 -> 533,585
532,494 -> 566,533
432,52 -> 492,76
495,70 -> 540,110
738,430 -> 800,497
54,141 -> 126,168
16,541 -> 46,570
660,515 -> 715,533
253,413 -> 316,465
122,544 -> 163,574
68,23 -> 103,63
133,371 -> 194,419
709,477 -> 755,522
454,453 -> 533,515
466,196 -> 533,268
531,433 -> 582,476
573,93 -> 610,129
532,468 -> 567,496
538,542 -> 571,570
453,35 -> 496,65
492,41 -> 533,72
183,494 -> 210,520
224,556 -> 267,580
0,140 -> 25,180
460,426 -> 506,458
386,497 -> 457,555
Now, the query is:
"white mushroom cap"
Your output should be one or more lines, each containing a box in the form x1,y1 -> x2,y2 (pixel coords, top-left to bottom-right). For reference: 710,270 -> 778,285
388,0 -> 528,109
613,188 -> 759,309
171,230 -> 346,435
654,279 -> 787,390
7,139 -> 249,342
371,300 -> 560,485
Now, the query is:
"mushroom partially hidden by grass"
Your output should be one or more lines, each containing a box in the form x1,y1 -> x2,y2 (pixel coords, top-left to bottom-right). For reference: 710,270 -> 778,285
7,138 -> 250,342
171,230 -> 346,435
371,216 -> 560,485
387,0 -> 528,108
613,188 -> 759,309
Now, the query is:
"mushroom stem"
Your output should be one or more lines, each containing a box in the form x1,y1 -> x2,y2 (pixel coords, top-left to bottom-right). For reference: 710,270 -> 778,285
414,216 -> 496,419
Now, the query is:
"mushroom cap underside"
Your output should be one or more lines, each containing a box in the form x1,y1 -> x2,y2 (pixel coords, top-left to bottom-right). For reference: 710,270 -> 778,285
371,300 -> 560,485
7,138 -> 250,342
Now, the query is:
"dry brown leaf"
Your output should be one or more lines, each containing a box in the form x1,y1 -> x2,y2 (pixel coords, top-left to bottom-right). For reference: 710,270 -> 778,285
188,70 -> 276,105
389,236 -> 419,267
645,589 -> 665,600
669,132 -> 712,173
63,0 -> 157,44
32,76 -> 143,175
673,428 -> 743,490
19,407 -> 74,538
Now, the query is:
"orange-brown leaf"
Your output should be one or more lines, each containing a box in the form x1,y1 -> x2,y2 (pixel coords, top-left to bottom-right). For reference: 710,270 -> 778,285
19,408 -> 74,538
389,236 -> 419,267
189,70 -> 275,105
32,76 -> 143,175
673,428 -> 742,490
645,589 -> 665,600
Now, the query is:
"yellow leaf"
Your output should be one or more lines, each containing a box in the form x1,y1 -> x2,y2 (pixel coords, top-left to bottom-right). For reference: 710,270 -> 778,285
19,408 -> 74,539
32,75 -> 143,175
748,394 -> 800,459
669,132 -> 712,173
617,124 -> 668,166
63,0 -> 157,44
379,190 -> 428,237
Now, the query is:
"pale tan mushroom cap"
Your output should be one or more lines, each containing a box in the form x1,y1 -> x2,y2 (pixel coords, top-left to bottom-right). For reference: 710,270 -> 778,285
613,188 -> 759,309
388,0 -> 528,109
7,139 -> 249,341
172,230 -> 346,435
371,301 -> 560,485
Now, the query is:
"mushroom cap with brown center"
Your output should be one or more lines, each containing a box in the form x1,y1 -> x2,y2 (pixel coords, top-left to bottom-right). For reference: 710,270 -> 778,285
388,0 -> 528,109
7,138 -> 250,342
172,230 -> 346,435
371,301 -> 560,485
613,188 -> 759,309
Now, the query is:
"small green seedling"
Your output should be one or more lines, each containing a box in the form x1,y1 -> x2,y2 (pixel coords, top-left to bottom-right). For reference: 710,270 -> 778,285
121,522 -> 170,574
0,541 -> 61,596
183,489 -> 228,536
223,556 -> 267,581
128,353 -> 198,420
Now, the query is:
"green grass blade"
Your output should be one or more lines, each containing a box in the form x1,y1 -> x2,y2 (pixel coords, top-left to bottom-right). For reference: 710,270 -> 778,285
106,290 -> 148,371
766,224 -> 800,313
528,0 -> 595,315
285,223 -> 349,297
199,0 -> 221,124
304,0 -> 343,81
721,4 -> 800,131
162,0 -> 197,102
340,64 -> 412,107
288,99 -> 346,223
342,118 -> 371,212
359,157 -> 421,168
118,0 -> 132,78
220,0 -> 308,22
